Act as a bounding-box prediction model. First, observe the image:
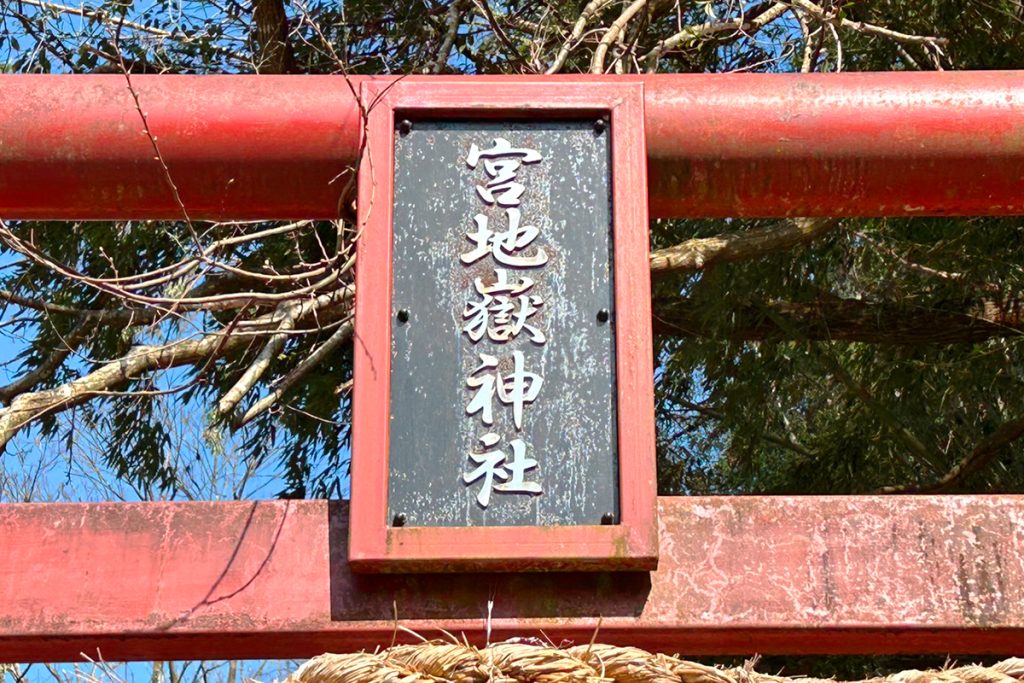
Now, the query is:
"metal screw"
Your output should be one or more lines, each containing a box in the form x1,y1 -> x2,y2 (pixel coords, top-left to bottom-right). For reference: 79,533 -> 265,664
593,118 -> 607,136
397,309 -> 410,323
397,119 -> 413,136
601,512 -> 615,525
596,308 -> 610,323
393,512 -> 407,527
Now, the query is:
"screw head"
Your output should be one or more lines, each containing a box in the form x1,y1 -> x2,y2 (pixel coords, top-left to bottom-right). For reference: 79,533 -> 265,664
593,118 -> 607,136
398,119 -> 413,136
397,309 -> 410,323
601,512 -> 615,525
392,512 -> 407,527
596,308 -> 610,323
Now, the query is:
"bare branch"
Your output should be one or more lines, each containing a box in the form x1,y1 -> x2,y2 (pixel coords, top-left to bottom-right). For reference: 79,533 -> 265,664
590,0 -> 647,74
214,288 -> 347,419
792,0 -> 949,47
0,287 -> 351,452
652,296 -> 1024,344
649,217 -> 840,277
643,2 -> 789,72
234,318 -> 354,428
546,0 -> 615,74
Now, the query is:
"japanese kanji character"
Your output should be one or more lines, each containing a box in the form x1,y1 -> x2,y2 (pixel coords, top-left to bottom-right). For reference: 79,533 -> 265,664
464,350 -> 543,431
460,209 -> 548,268
465,353 -> 499,426
466,138 -> 543,208
463,432 -> 541,508
462,269 -> 545,344
497,350 -> 543,430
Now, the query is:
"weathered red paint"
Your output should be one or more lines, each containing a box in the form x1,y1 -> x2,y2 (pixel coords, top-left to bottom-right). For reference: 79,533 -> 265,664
350,80 -> 658,572
1,72 -> 1023,220
2,496 -> 1023,662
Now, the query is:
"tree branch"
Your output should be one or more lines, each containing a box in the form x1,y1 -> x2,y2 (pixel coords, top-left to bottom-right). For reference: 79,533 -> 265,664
649,217 -> 840,277
428,0 -> 469,73
0,288 -> 351,452
214,288 -> 346,420
252,0 -> 296,73
791,0 -> 949,47
0,319 -> 96,406
652,296 -> 1024,344
546,0 -> 616,74
880,415 -> 1024,494
590,0 -> 647,73
643,1 -> 789,72
234,318 -> 354,428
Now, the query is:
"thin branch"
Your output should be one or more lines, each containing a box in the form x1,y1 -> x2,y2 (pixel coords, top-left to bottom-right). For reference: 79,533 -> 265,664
234,317 -> 354,428
791,0 -> 949,47
590,0 -> 647,74
546,0 -> 615,74
880,415 -> 1024,494
643,2 -> 788,72
473,0 -> 530,71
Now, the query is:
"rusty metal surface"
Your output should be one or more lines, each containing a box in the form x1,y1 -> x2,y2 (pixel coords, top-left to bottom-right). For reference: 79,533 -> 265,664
388,119 -> 617,527
1,73 -> 1023,219
2,496 -> 1024,661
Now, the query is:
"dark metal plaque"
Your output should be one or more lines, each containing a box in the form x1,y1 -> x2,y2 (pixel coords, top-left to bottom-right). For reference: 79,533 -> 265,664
388,120 -> 617,527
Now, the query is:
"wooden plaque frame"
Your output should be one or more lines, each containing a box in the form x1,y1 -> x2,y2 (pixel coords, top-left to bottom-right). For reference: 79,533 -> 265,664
349,80 -> 656,572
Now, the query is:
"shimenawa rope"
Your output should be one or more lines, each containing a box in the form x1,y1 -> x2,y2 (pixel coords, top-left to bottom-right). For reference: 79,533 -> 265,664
286,642 -> 1024,683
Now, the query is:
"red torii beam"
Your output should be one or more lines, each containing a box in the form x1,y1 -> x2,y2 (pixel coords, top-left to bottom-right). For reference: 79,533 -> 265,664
1,71 -> 1023,220
1,72 -> 1024,662
3,497 -> 1024,662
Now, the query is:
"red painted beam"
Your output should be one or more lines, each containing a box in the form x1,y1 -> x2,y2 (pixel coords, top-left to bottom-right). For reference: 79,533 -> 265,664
2,496 -> 1023,662
1,72 -> 1022,220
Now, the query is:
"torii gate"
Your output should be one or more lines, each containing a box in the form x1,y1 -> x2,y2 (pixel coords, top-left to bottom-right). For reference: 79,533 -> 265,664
2,71 -> 1024,663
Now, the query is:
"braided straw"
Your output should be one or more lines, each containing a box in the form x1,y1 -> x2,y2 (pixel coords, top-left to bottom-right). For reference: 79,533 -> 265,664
287,642 -> 1024,683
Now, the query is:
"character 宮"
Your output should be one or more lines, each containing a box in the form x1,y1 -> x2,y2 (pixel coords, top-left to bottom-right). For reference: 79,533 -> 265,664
466,137 -> 543,207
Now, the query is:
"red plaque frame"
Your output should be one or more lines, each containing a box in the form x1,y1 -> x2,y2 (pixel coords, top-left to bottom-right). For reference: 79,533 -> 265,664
349,80 -> 656,573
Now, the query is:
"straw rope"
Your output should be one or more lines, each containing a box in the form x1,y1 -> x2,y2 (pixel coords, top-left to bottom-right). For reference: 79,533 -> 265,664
287,642 -> 1024,683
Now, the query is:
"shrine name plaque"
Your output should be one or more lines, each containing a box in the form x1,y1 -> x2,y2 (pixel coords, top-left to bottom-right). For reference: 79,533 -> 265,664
389,119 -> 616,528
350,81 -> 657,572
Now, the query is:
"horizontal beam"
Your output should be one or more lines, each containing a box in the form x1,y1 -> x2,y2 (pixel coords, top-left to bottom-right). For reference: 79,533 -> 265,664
1,72 -> 1023,220
2,496 -> 1023,662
